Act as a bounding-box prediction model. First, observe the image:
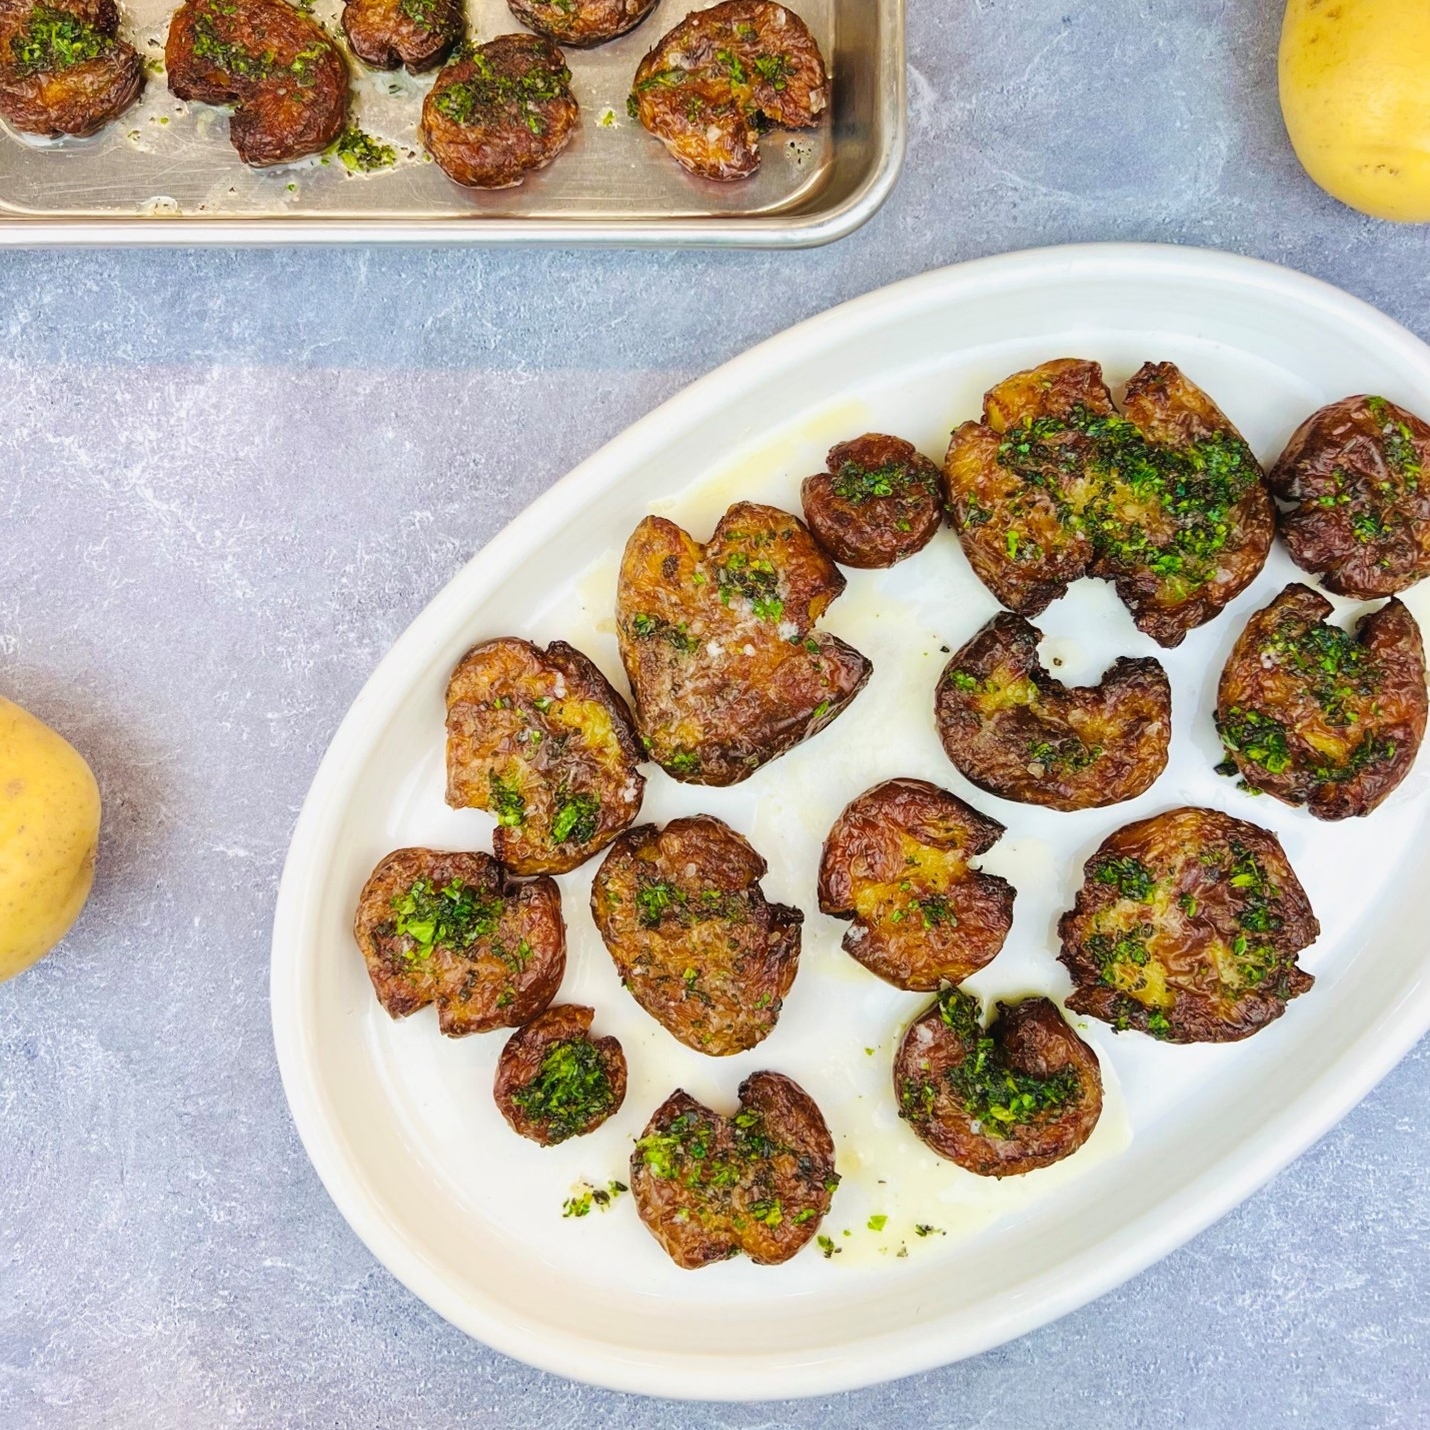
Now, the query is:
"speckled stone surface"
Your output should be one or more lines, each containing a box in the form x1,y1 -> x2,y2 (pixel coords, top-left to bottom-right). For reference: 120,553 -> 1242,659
4,0 -> 1430,1424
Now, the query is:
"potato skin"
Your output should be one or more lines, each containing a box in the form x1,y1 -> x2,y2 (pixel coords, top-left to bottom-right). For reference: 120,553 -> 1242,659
944,358 -> 1274,647
1215,583 -> 1427,820
630,1071 -> 837,1268
493,1004 -> 627,1145
166,0 -> 346,166
817,778 -> 1014,990
0,0 -> 142,136
617,502 -> 871,786
936,611 -> 1172,811
800,434 -> 943,569
590,815 -> 801,1056
894,990 -> 1102,1177
1058,807 -> 1318,1044
630,0 -> 827,182
508,0 -> 656,48
353,847 -> 566,1037
342,0 -> 460,73
1269,396 -> 1430,598
420,33 -> 577,189
445,637 -> 645,876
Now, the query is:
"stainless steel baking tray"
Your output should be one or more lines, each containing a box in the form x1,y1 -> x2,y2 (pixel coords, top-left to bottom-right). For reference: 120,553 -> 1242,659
0,0 -> 903,244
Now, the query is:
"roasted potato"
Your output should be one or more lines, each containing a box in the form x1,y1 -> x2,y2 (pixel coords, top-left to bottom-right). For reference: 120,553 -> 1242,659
617,502 -> 871,785
629,0 -> 827,182
1215,583 -> 1427,820
420,33 -> 577,189
799,433 -> 943,569
353,847 -> 565,1036
935,611 -> 1172,811
1057,807 -> 1318,1043
445,637 -> 645,876
0,0 -> 142,135
944,359 -> 1274,647
342,0 -> 459,73
493,1003 -> 627,1145
630,1070 -> 838,1268
1269,395 -> 1430,598
816,778 -> 1015,990
894,989 -> 1103,1178
590,814 -> 801,1055
507,0 -> 656,48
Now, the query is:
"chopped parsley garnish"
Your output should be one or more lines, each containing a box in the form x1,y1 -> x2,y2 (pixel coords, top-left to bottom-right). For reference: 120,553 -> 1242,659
333,127 -> 396,173
390,877 -> 501,961
489,771 -> 526,826
1093,855 -> 1155,902
551,791 -> 599,845
866,1214 -> 887,1232
435,45 -> 569,127
949,670 -> 980,691
1217,706 -> 1291,775
1028,735 -> 1103,775
10,3 -> 110,73
831,458 -> 924,503
629,612 -> 698,652
512,1038 -> 614,1142
562,1179 -> 627,1218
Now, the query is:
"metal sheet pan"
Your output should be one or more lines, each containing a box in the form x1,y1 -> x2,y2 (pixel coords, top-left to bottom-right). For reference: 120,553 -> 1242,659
0,0 -> 903,244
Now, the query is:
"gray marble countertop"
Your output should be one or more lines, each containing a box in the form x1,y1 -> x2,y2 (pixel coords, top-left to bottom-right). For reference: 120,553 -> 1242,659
4,0 -> 1430,1425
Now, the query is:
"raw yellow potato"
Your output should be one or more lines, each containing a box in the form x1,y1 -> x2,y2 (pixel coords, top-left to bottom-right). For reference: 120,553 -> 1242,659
0,696 -> 101,982
1280,0 -> 1430,221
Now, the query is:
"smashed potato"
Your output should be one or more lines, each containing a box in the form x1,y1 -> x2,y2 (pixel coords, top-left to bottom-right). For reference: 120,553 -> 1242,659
816,778 -> 1015,990
445,636 -> 645,877
629,0 -> 827,181
590,814 -> 801,1055
894,989 -> 1103,1177
508,0 -> 657,47
1269,395 -> 1430,598
493,1004 -> 627,1145
421,33 -> 578,189
342,0 -> 460,74
1057,807 -> 1318,1043
353,847 -> 565,1037
166,0 -> 346,166
800,433 -> 944,569
936,611 -> 1172,810
0,0 -> 143,136
630,1071 -> 838,1268
1215,583 -> 1427,820
617,502 -> 870,785
944,358 -> 1274,647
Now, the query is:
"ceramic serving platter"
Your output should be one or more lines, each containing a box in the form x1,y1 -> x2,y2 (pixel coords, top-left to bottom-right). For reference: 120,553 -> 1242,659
270,243 -> 1430,1399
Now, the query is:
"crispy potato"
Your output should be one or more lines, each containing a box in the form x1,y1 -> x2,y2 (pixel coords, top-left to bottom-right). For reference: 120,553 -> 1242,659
353,847 -> 565,1036
342,0 -> 460,73
493,1004 -> 627,1145
1269,395 -> 1430,598
800,433 -> 943,569
0,0 -> 142,136
617,502 -> 870,785
629,0 -> 827,181
944,358 -> 1274,647
445,637 -> 645,876
894,989 -> 1102,1177
816,778 -> 1014,990
630,1071 -> 838,1268
1057,807 -> 1317,1043
590,814 -> 801,1055
1215,583 -> 1427,820
420,33 -> 577,189
508,0 -> 656,48
936,611 -> 1172,810
166,0 -> 346,166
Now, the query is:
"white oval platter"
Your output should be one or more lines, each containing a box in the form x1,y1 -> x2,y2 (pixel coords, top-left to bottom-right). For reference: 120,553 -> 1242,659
270,243 -> 1430,1400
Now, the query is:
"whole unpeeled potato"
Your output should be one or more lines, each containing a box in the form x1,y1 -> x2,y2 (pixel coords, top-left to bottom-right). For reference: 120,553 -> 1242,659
1280,0 -> 1430,221
0,696 -> 101,982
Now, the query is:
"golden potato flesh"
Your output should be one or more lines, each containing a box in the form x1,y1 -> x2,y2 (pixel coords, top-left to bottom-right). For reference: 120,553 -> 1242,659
1058,807 -> 1318,1043
446,637 -> 645,876
944,358 -> 1274,647
1215,583 -> 1427,820
616,501 -> 871,785
936,611 -> 1171,810
816,778 -> 1014,990
894,989 -> 1102,1178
